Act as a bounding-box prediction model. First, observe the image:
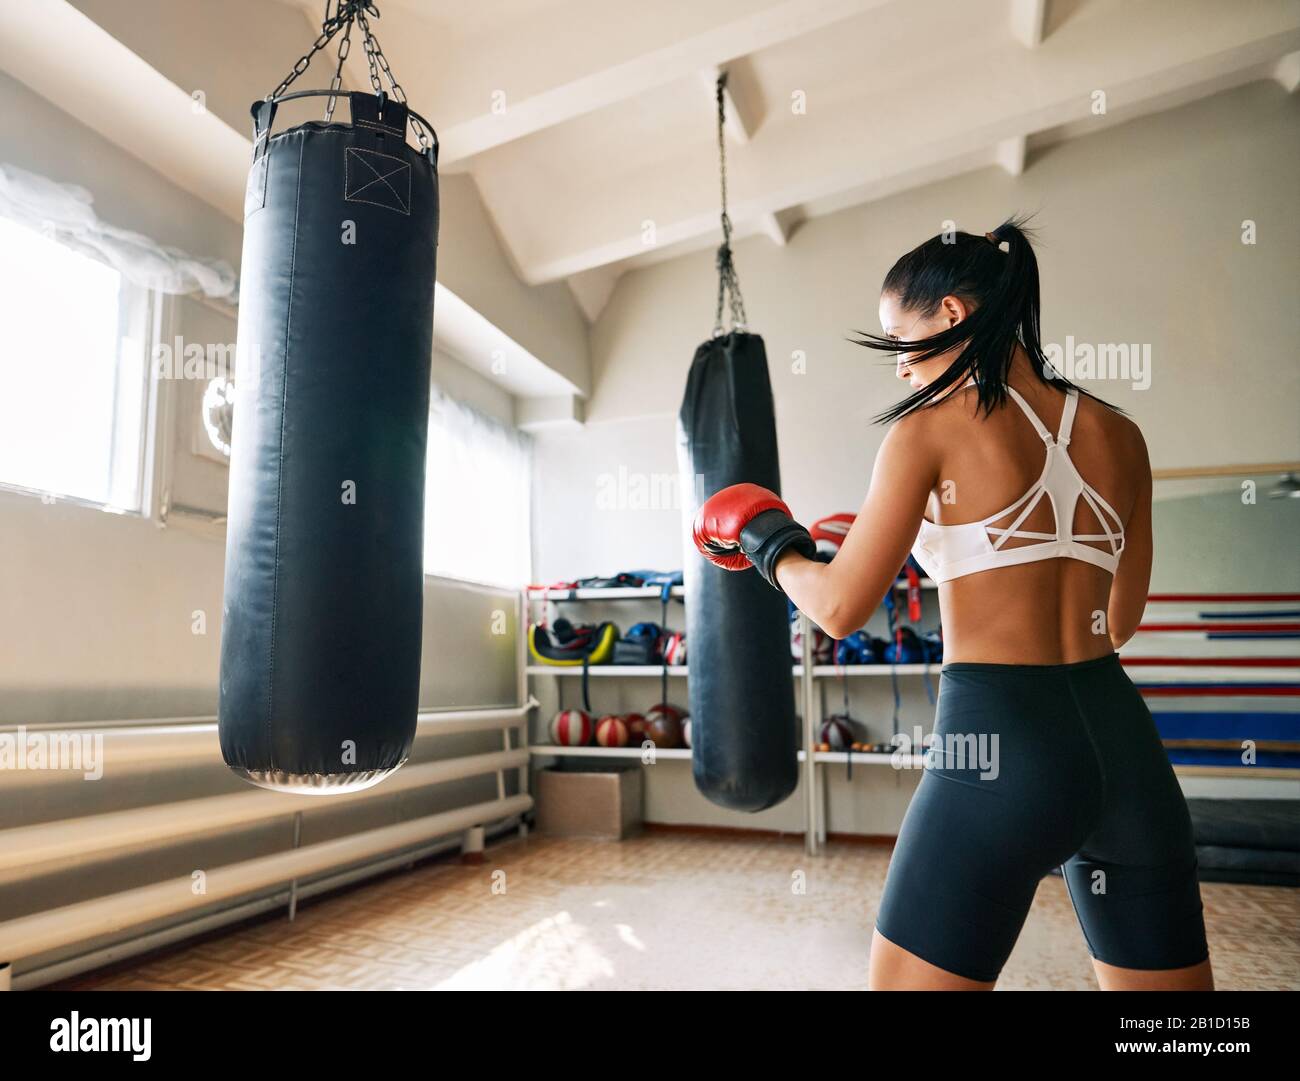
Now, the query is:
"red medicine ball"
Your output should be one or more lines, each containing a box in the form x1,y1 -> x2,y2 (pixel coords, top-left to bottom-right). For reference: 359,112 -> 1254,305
595,714 -> 629,748
550,708 -> 593,746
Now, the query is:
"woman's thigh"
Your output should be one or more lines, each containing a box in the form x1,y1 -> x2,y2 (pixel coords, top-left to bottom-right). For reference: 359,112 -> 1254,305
873,667 -> 1103,985
868,927 -> 996,990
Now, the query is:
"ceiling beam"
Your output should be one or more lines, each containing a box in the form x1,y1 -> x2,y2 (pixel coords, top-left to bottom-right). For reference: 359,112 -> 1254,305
566,266 -> 622,324
996,135 -> 1027,176
703,65 -> 762,144
1274,49 -> 1300,91
1010,0 -> 1049,48
2,0 -> 590,400
473,0 -> 1300,283
427,0 -> 895,163
0,0 -> 249,221
516,394 -> 586,432
760,212 -> 791,246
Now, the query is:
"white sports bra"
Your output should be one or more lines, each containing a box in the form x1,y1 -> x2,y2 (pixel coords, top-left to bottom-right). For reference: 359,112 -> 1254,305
911,386 -> 1126,584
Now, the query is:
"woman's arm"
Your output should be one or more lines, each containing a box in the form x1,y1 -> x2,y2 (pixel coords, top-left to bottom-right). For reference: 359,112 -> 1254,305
1107,427 -> 1153,649
774,417 -> 937,639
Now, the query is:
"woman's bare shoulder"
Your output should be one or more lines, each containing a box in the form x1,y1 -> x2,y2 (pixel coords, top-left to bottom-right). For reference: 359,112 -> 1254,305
1083,391 -> 1147,451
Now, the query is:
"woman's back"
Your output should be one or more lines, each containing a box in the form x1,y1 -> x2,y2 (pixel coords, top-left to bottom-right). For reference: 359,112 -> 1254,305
914,374 -> 1148,664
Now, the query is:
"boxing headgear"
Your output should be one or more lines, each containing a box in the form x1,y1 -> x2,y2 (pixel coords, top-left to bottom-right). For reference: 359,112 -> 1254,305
833,630 -> 878,666
810,513 -> 856,562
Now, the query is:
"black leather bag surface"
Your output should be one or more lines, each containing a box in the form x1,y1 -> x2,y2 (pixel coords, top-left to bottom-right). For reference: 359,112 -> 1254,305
677,332 -> 799,811
218,92 -> 438,793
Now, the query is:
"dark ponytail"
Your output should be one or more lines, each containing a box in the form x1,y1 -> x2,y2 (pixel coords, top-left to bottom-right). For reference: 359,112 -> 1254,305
855,216 -> 1112,424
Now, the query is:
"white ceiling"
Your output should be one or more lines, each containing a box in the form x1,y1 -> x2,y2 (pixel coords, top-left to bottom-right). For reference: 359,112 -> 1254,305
8,0 -> 1296,334
264,0 -> 1300,319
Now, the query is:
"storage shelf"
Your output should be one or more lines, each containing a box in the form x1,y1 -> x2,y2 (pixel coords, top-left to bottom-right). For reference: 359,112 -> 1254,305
814,664 -> 937,677
530,745 -> 694,760
529,745 -> 813,762
526,665 -> 692,677
519,586 -> 1300,857
525,578 -> 935,603
520,583 -> 935,865
527,665 -> 812,677
814,751 -> 927,768
528,746 -> 926,768
527,586 -> 686,601
527,662 -> 1297,684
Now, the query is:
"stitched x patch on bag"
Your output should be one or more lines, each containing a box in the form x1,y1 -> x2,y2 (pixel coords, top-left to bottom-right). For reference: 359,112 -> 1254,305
344,147 -> 411,215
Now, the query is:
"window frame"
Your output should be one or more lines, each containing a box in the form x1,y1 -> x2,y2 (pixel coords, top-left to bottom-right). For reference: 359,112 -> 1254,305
422,391 -> 533,590
0,222 -> 163,517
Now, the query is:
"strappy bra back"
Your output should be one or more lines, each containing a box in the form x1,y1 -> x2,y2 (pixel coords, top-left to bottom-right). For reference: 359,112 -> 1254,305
910,386 -> 1126,584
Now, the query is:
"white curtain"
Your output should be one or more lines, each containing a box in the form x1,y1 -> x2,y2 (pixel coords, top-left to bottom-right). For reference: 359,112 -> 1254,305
0,161 -> 238,301
424,387 -> 532,588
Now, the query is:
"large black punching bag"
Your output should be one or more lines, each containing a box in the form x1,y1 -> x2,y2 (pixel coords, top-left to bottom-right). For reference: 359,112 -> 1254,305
219,80 -> 439,793
677,72 -> 798,811
678,332 -> 799,811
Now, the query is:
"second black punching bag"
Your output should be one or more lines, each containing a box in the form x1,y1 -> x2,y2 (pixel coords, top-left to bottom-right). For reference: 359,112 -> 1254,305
219,88 -> 438,793
677,331 -> 799,811
676,72 -> 798,812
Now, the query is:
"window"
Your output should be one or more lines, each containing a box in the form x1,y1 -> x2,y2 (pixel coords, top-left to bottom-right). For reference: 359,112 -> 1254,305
424,389 -> 532,588
0,216 -> 153,510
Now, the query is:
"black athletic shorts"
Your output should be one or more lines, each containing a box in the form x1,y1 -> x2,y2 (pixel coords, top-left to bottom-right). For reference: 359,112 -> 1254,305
875,652 -> 1210,983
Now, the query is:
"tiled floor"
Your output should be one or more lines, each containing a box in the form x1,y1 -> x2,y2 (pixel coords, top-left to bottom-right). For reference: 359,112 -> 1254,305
61,832 -> 1299,990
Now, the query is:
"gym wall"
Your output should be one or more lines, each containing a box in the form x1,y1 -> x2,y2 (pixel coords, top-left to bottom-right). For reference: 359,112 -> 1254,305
0,68 -> 525,726
528,79 -> 1300,832
532,80 -> 1300,586
0,52 -> 527,980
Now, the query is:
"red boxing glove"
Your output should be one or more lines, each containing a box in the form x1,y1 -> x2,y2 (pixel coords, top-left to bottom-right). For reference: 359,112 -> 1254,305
692,483 -> 817,590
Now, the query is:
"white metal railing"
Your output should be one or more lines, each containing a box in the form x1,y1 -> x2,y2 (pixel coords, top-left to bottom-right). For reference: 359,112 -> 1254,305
0,684 -> 541,974
0,750 -> 528,873
0,794 -> 533,962
0,700 -> 538,785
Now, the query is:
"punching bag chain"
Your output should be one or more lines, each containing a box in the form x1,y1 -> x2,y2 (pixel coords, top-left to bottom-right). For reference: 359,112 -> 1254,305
713,71 -> 748,337
267,1 -> 361,102
323,14 -> 355,123
355,7 -> 433,150
267,1 -> 433,152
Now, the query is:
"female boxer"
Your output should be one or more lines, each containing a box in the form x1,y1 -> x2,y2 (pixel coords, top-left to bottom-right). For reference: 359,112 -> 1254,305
693,219 -> 1213,991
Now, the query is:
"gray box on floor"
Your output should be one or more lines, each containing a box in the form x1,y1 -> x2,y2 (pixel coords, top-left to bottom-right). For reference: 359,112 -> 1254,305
536,765 -> 643,840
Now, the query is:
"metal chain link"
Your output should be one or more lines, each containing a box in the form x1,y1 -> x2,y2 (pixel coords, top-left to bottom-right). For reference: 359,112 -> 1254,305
267,3 -> 352,102
358,10 -> 384,93
713,72 -> 747,336
324,15 -> 354,122
266,1 -> 432,152
356,9 -> 433,150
